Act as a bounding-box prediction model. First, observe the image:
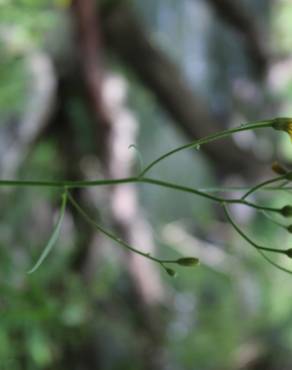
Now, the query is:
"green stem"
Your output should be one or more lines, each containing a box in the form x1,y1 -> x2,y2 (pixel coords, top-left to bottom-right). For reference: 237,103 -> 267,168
0,177 -> 282,213
223,204 -> 284,253
223,204 -> 292,275
241,173 -> 289,200
0,177 -> 137,188
140,178 -> 282,213
0,179 -> 291,193
139,120 -> 274,177
260,210 -> 287,229
256,249 -> 292,275
67,192 -> 176,266
1,118 -> 290,275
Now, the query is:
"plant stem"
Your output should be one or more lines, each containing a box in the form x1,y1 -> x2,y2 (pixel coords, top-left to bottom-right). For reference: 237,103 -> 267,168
223,204 -> 292,274
1,179 -> 291,193
139,120 -> 274,177
256,248 -> 292,275
223,204 -> 284,253
241,173 -> 289,200
140,178 -> 282,213
0,177 -> 282,213
67,192 -> 177,266
260,210 -> 287,229
0,177 -> 137,188
1,118 -> 290,275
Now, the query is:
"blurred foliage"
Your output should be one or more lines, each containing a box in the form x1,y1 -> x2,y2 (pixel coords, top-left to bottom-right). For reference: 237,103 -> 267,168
272,0 -> 292,54
0,0 -> 62,116
2,0 -> 292,370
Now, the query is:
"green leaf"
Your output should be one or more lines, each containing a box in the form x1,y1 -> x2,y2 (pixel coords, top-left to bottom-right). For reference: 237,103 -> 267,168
27,191 -> 67,274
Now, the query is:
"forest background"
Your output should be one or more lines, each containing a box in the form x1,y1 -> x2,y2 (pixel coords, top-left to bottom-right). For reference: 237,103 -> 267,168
2,0 -> 292,369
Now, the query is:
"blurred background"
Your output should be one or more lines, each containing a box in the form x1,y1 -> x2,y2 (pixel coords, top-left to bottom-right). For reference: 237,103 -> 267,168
2,0 -> 292,369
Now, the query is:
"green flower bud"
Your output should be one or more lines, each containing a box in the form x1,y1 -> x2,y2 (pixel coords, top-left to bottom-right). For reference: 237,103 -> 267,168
165,267 -> 177,277
285,248 -> 292,258
176,257 -> 199,267
280,205 -> 292,217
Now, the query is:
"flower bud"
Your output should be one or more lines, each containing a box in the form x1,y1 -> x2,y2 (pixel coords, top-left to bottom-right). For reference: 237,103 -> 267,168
280,205 -> 292,217
165,267 -> 177,277
271,161 -> 287,175
176,257 -> 199,267
272,117 -> 292,142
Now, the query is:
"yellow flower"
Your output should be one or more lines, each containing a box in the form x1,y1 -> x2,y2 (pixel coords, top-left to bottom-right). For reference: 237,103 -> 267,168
272,117 -> 292,141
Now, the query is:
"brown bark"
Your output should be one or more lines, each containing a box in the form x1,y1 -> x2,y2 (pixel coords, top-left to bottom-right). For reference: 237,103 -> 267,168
67,1 -> 169,369
71,0 -> 111,163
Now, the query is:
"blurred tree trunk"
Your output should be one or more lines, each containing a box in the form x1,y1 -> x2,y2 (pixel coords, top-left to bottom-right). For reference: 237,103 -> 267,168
41,0 -> 170,368
100,2 -> 266,178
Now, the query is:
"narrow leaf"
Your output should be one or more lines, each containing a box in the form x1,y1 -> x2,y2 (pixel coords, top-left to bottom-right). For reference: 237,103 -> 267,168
27,191 -> 67,274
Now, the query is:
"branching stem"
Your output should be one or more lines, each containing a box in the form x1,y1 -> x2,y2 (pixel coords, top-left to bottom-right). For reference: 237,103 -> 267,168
3,118 -> 292,275
140,120 -> 273,176
0,177 -> 283,214
223,204 -> 292,274
67,192 -> 178,266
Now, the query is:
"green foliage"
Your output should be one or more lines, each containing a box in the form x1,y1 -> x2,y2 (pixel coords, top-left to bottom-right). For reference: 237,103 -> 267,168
0,55 -> 27,115
0,268 -> 91,369
1,115 -> 292,367
272,0 -> 292,53
0,0 -> 61,115
2,1 -> 292,369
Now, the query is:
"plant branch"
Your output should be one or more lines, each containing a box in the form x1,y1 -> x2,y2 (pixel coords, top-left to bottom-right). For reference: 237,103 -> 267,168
0,176 -> 283,214
223,204 -> 292,275
139,120 -> 273,177
241,173 -> 290,200
67,192 -> 182,267
101,3 -> 266,176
